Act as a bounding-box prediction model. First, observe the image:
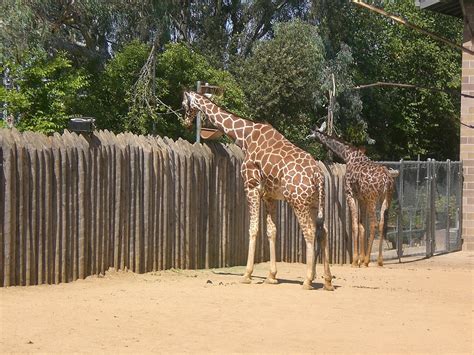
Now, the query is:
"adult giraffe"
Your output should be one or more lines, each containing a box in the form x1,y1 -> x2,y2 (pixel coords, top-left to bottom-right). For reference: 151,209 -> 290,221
182,91 -> 334,291
307,124 -> 395,267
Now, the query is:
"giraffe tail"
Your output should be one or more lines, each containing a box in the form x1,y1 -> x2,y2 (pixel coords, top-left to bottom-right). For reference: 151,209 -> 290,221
315,174 -> 325,260
315,210 -> 324,260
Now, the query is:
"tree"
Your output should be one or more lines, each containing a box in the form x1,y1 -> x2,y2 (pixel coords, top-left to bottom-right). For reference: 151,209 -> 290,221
235,20 -> 326,152
316,0 -> 462,160
85,40 -> 151,133
0,50 -> 89,133
153,42 -> 250,139
81,41 -> 248,138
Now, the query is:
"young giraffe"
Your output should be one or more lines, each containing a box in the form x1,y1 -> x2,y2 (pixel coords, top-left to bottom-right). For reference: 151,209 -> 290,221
182,91 -> 334,290
307,125 -> 395,267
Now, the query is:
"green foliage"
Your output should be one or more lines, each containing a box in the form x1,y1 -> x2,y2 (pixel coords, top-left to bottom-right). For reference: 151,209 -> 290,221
83,41 -> 248,138
0,0 -> 463,161
348,0 -> 462,160
86,40 -> 150,133
236,20 -> 326,151
1,50 -> 89,134
154,43 -> 249,139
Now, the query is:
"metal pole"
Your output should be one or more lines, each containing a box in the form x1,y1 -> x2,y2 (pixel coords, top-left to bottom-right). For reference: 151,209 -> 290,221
426,159 -> 432,257
445,160 -> 451,252
425,159 -> 436,257
151,46 -> 157,136
397,159 -> 404,262
430,159 -> 436,255
196,81 -> 202,143
327,74 -> 335,161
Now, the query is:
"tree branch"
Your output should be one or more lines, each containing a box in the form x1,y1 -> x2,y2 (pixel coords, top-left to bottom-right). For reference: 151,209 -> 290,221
353,81 -> 474,99
352,0 -> 474,56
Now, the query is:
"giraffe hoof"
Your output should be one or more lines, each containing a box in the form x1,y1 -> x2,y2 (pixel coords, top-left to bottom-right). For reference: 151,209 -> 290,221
302,282 -> 314,290
324,284 -> 335,291
264,277 -> 279,285
362,263 -> 369,268
351,263 -> 359,268
240,276 -> 252,284
377,261 -> 384,267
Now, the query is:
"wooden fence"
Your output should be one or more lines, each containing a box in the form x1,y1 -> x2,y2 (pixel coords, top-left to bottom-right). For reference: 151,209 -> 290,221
0,129 -> 351,287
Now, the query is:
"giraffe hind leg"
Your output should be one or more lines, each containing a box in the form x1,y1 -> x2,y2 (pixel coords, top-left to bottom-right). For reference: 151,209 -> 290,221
264,199 -> 278,284
346,196 -> 359,267
321,225 -> 334,291
377,197 -> 390,267
293,207 -> 316,290
364,203 -> 377,267
241,188 -> 261,284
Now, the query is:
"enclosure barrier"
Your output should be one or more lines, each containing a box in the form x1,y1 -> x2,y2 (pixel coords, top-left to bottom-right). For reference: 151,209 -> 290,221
0,129 -> 462,286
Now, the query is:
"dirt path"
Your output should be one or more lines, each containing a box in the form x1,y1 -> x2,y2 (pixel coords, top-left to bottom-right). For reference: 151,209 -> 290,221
1,252 -> 472,354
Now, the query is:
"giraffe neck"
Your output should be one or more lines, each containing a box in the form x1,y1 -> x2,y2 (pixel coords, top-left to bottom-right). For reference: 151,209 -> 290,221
192,93 -> 253,148
312,130 -> 369,163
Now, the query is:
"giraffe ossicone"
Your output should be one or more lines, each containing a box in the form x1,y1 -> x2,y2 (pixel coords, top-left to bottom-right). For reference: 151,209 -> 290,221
182,91 -> 334,290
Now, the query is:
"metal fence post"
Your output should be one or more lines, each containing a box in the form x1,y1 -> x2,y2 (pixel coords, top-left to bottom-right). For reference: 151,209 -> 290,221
397,159 -> 404,262
458,161 -> 463,250
196,81 -> 202,144
426,159 -> 432,257
431,159 -> 437,255
445,159 -> 451,252
426,159 -> 436,257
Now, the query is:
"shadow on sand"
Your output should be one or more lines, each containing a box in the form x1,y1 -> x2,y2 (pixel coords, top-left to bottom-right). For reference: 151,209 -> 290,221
211,270 -> 340,290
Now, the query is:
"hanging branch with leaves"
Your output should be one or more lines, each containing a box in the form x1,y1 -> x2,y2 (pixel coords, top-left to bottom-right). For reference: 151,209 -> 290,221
128,38 -> 183,134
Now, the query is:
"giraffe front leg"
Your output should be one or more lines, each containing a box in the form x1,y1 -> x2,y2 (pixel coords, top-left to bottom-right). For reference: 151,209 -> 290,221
358,205 -> 367,267
264,199 -> 278,284
321,225 -> 334,291
358,221 -> 366,267
241,188 -> 261,284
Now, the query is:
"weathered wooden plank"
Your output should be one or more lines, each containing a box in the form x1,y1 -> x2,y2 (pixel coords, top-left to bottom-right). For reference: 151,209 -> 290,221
76,135 -> 87,279
113,136 -> 122,270
98,132 -> 107,275
66,132 -> 78,282
106,130 -> 114,269
122,136 -> 130,270
148,138 -> 157,271
14,134 -> 26,286
135,139 -> 144,273
36,134 -> 50,283
206,144 -> 216,269
59,134 -> 68,283
2,132 -> 16,286
0,131 -> 5,286
26,133 -> 41,285
178,141 -> 186,269
163,140 -> 172,270
184,141 -> 192,269
154,140 -> 163,270
129,140 -> 137,271
103,133 -> 112,274
172,141 -> 180,269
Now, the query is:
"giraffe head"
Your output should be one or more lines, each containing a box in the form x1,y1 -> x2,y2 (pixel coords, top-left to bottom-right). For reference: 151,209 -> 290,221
182,91 -> 200,128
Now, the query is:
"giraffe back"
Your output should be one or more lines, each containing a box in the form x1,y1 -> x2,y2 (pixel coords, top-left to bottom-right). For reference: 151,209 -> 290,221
346,160 -> 394,204
244,124 -> 324,207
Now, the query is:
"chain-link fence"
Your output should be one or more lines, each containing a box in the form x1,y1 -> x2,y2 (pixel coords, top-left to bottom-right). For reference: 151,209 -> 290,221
376,160 -> 463,261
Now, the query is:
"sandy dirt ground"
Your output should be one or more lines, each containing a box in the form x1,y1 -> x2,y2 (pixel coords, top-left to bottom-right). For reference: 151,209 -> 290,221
1,252 -> 472,354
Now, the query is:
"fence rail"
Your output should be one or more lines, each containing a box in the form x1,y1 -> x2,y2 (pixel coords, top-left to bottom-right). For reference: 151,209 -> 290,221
0,129 -> 462,286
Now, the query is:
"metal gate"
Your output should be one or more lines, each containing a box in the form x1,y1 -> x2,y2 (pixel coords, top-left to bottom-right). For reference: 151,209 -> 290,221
377,159 -> 463,261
